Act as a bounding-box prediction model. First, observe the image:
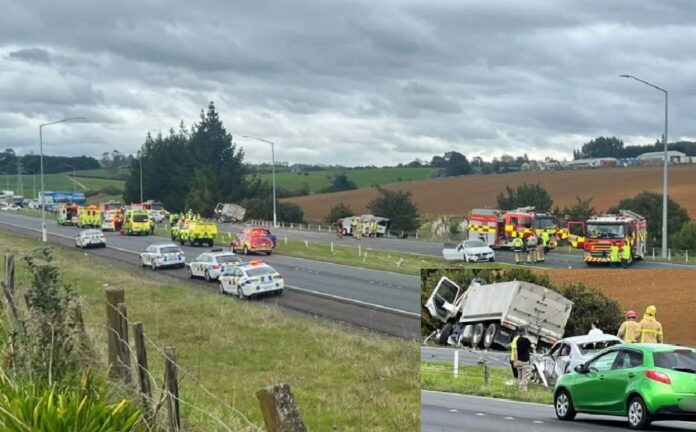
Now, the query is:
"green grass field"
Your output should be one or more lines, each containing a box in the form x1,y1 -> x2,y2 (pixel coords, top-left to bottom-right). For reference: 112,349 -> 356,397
0,171 -> 124,200
421,361 -> 552,405
75,167 -> 129,180
0,231 -> 419,431
259,167 -> 433,194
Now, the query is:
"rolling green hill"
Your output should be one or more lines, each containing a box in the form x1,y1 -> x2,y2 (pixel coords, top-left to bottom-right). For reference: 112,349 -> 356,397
259,167 -> 433,194
0,171 -> 124,203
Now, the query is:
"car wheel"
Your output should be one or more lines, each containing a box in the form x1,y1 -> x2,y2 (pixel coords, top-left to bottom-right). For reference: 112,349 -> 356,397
243,246 -> 249,255
627,396 -> 652,430
276,289 -> 283,296
140,257 -> 146,267
483,323 -> 498,349
554,389 -> 577,421
437,323 -> 454,345
266,251 -> 272,256
204,270 -> 212,283
209,240 -> 214,247
237,286 -> 245,300
186,266 -> 194,279
151,261 -> 157,271
471,323 -> 485,348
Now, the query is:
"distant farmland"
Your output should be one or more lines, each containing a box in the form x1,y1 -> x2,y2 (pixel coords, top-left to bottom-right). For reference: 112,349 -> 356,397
259,167 -> 433,194
286,165 -> 696,222
0,169 -> 124,203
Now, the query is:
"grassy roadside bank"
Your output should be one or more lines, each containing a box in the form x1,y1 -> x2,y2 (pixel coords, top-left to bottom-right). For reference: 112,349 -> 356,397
0,230 -> 420,431
421,361 -> 552,405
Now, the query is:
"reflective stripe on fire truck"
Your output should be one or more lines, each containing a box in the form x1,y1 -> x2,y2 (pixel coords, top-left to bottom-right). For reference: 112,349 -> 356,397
468,224 -> 496,233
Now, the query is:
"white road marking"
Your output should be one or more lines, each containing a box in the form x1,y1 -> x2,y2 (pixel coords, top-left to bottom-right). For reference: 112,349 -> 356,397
533,421 -> 543,424
475,413 -> 485,416
449,409 -> 458,413
504,416 -> 514,420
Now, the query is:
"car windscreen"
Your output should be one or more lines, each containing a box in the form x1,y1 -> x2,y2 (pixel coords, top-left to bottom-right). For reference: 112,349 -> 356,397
216,255 -> 240,263
586,223 -> 624,239
245,267 -> 275,278
249,229 -> 271,236
654,350 -> 696,372
133,214 -> 149,222
578,340 -> 622,355
464,240 -> 486,248
160,247 -> 180,254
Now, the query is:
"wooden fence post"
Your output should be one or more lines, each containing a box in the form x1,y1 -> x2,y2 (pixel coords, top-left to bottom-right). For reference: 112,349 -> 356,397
164,347 -> 180,432
133,322 -> 153,422
256,383 -> 307,432
105,287 -> 125,379
117,302 -> 132,383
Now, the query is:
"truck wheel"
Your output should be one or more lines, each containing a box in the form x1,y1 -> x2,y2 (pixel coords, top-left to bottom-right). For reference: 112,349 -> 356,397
471,323 -> 485,348
437,323 -> 454,345
483,323 -> 498,349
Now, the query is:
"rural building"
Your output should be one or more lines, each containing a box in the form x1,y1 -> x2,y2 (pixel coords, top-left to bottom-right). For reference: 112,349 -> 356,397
563,157 -> 618,169
638,150 -> 687,164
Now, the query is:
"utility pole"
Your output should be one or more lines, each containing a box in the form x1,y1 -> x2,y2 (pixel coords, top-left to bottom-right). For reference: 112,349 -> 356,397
16,161 -> 23,197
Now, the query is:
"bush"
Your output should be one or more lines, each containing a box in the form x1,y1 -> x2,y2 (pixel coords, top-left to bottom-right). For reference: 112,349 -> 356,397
0,369 -> 146,431
496,182 -> 553,212
670,221 -> 696,252
367,187 -> 420,232
325,203 -> 354,224
85,189 -> 100,198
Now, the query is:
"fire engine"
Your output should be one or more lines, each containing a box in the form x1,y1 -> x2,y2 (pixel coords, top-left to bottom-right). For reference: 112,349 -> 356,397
580,210 -> 647,265
467,207 -> 560,249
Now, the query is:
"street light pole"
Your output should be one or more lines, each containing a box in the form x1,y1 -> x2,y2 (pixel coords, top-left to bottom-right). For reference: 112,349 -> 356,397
39,117 -> 86,242
620,75 -> 669,258
138,151 -> 143,203
242,135 -> 277,227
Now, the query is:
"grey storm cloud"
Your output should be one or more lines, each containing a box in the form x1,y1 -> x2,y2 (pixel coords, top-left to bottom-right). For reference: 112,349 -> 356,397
1,0 -> 696,165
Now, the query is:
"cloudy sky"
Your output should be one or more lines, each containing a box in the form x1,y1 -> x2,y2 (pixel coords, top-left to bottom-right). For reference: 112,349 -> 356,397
1,0 -> 695,165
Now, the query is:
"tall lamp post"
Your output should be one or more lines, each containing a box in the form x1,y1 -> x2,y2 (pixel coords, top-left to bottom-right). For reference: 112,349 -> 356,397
242,135 -> 277,228
39,117 -> 86,242
620,75 -> 669,258
137,150 -> 143,203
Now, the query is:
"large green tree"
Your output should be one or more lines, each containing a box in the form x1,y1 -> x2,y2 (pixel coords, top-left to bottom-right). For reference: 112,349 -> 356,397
670,221 -> 696,252
574,136 -> 624,159
496,182 -> 553,212
367,187 -> 420,232
556,196 -> 596,220
608,191 -> 690,247
321,172 -> 357,193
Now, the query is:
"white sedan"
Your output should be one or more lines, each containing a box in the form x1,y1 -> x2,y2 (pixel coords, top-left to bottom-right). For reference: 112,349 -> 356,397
442,239 -> 495,263
1,204 -> 21,211
187,249 -> 242,282
140,243 -> 185,270
75,229 -> 106,248
218,260 -> 284,299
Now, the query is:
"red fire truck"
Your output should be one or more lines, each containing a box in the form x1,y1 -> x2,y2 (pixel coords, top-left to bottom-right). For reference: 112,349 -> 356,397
577,210 -> 647,266
467,207 -> 560,249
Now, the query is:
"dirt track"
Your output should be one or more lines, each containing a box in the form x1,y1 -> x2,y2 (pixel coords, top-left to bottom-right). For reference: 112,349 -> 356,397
539,269 -> 696,347
288,165 -> 696,222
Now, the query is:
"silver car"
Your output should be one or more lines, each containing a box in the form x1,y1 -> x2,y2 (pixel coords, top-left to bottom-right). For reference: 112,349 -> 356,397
442,239 -> 495,262
75,229 -> 106,248
140,243 -> 185,270
533,334 -> 622,386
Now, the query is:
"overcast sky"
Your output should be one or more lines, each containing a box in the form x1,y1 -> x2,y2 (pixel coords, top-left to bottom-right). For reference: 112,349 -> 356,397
1,0 -> 695,165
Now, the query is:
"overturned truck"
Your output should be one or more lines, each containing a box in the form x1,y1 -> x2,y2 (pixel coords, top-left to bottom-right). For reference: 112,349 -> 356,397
424,277 -> 573,351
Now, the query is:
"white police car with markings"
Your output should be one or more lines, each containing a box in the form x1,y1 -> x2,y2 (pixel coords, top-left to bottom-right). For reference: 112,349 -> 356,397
186,249 -> 242,282
218,260 -> 284,299
75,229 -> 106,248
140,243 -> 185,270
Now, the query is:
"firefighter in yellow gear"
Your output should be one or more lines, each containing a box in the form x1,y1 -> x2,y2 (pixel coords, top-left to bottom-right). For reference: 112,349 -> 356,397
621,240 -> 631,269
610,243 -> 620,267
354,218 -> 363,240
512,237 -> 524,264
509,334 -> 520,379
370,220 -> 378,238
537,231 -> 548,262
634,305 -> 663,343
526,235 -> 538,263
617,310 -> 639,343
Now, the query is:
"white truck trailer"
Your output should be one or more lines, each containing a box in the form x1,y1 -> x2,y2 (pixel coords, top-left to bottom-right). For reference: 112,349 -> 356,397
424,277 -> 573,350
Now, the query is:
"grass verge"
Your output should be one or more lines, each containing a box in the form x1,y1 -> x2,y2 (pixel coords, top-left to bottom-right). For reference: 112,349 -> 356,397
421,361 -> 552,405
0,231 -> 420,431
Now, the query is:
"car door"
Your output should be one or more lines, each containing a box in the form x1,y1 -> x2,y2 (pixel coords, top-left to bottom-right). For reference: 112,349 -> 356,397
142,246 -> 153,264
599,349 -> 644,414
191,255 -> 205,276
571,350 -> 620,412
543,343 -> 562,383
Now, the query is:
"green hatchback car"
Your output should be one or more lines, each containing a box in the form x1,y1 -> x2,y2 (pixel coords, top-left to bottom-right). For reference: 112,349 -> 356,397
554,344 -> 696,430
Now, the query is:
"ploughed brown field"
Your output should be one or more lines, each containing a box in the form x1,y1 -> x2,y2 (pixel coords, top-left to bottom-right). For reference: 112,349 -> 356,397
287,165 -> 696,222
539,269 -> 696,347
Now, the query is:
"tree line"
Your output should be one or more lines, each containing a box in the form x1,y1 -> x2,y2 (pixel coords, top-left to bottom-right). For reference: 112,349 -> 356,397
0,149 -> 100,175
122,102 -> 305,222
573,136 -> 696,159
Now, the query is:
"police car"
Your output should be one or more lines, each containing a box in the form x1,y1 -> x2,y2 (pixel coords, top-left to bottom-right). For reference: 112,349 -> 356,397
140,243 -> 185,270
75,229 -> 106,248
218,260 -> 284,299
186,249 -> 242,282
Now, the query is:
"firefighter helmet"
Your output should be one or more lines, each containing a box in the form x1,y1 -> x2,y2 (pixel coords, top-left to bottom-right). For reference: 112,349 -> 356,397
646,305 -> 657,316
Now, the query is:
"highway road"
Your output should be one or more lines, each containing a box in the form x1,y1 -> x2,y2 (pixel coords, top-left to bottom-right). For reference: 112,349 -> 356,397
422,390 -> 696,431
221,223 -> 696,269
0,212 -> 420,339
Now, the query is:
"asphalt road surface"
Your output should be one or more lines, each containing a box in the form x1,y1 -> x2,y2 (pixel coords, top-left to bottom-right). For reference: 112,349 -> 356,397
221,223 -> 696,269
422,391 -> 696,431
0,212 -> 420,339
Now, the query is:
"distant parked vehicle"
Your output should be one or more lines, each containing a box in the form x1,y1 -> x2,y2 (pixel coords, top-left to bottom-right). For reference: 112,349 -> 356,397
442,239 -> 495,263
1,204 -> 21,212
75,229 -> 106,248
